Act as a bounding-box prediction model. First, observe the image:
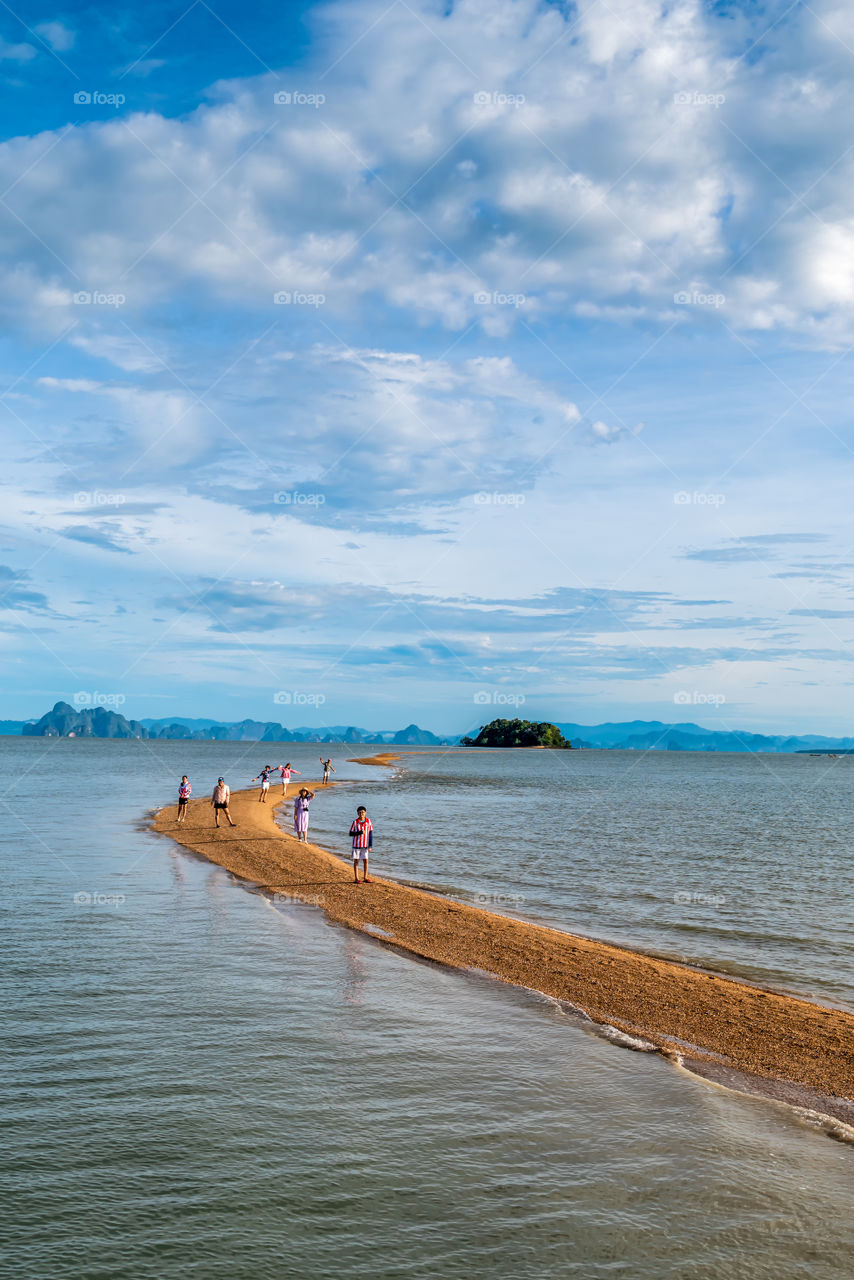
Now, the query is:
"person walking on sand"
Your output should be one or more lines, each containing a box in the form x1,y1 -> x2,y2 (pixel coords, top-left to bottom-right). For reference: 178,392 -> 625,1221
349,805 -> 373,884
293,787 -> 315,842
176,775 -> 191,823
320,757 -> 335,785
252,765 -> 274,803
277,762 -> 301,795
211,777 -> 236,828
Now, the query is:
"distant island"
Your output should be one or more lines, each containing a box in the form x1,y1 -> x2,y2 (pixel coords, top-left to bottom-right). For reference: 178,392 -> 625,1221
6,702 -> 854,754
461,718 -> 572,748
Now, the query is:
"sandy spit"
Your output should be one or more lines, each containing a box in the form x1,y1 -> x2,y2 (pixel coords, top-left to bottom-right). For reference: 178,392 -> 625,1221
151,779 -> 854,1120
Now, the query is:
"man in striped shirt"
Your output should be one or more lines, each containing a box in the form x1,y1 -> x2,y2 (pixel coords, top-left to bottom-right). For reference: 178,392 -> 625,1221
349,806 -> 373,884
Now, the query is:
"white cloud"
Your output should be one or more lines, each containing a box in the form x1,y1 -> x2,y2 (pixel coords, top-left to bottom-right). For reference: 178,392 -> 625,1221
39,376 -> 106,392
0,0 -> 853,348
34,20 -> 75,52
5,0 -> 854,726
0,38 -> 36,62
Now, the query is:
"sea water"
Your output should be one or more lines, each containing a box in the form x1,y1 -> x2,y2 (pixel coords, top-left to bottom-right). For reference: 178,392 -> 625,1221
309,747 -> 854,1007
2,737 -> 853,1279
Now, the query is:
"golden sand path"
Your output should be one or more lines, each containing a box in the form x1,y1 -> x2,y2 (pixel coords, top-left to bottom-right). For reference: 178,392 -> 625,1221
152,773 -> 854,1122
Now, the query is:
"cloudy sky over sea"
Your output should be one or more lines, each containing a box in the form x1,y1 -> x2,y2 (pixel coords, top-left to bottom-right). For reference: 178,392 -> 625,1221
3,0 -> 854,732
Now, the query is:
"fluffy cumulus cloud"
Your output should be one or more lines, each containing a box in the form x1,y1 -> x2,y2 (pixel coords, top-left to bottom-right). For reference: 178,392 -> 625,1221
0,0 -> 853,344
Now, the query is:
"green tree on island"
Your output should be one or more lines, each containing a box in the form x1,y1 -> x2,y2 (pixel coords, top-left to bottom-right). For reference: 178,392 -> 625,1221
461,718 -> 573,748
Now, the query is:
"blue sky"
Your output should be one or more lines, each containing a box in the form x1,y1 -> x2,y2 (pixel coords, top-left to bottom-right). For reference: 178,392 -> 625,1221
3,0 -> 854,734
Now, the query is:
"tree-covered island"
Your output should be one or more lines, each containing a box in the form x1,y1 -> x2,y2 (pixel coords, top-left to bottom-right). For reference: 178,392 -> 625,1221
460,718 -> 573,748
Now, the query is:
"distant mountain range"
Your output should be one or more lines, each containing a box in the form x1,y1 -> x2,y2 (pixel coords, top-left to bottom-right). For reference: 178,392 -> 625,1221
18,703 -> 450,745
552,720 -> 854,753
8,704 -> 854,754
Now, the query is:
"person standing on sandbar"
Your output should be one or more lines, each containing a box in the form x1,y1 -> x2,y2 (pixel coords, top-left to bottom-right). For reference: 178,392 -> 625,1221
293,787 -> 315,841
211,777 -> 236,828
320,757 -> 335,785
252,765 -> 274,803
350,805 -> 373,883
177,775 -> 191,823
277,762 -> 301,796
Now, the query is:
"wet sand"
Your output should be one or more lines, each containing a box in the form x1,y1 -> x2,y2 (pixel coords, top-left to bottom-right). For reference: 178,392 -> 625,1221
152,780 -> 854,1125
348,752 -> 401,766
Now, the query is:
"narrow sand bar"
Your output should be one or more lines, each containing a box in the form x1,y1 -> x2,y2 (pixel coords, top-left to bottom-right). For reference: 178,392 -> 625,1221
152,777 -> 854,1123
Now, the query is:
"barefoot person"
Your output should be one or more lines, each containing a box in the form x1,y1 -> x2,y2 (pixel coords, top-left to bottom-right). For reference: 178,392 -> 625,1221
349,805 -> 373,884
320,757 -> 335,785
293,787 -> 315,842
211,777 -> 236,828
176,775 -> 191,823
252,765 -> 274,803
277,762 -> 301,796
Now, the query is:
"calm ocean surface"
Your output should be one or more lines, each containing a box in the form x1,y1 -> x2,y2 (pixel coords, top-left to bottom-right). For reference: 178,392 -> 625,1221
2,737 -> 853,1279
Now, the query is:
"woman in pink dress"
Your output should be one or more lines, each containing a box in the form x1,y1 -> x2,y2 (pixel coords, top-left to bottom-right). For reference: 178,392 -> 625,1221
293,788 -> 314,841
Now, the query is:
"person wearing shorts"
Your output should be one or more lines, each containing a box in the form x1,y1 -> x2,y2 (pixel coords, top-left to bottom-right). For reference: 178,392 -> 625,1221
177,776 -> 191,823
349,806 -> 373,883
320,757 -> 335,785
211,778 -> 236,828
277,763 -> 301,796
252,765 -> 274,803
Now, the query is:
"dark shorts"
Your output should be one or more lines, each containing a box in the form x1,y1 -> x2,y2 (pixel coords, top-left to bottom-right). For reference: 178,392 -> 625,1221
178,797 -> 188,808
214,801 -> 228,810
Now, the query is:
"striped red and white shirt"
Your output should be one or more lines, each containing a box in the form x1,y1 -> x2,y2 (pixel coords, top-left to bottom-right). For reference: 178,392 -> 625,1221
349,817 -> 373,850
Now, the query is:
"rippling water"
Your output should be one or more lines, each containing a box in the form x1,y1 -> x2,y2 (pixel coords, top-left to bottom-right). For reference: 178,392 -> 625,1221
309,747 -> 854,1007
2,737 -> 853,1279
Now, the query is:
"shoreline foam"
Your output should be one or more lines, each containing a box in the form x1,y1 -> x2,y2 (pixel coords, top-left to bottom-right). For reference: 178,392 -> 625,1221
150,772 -> 854,1129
